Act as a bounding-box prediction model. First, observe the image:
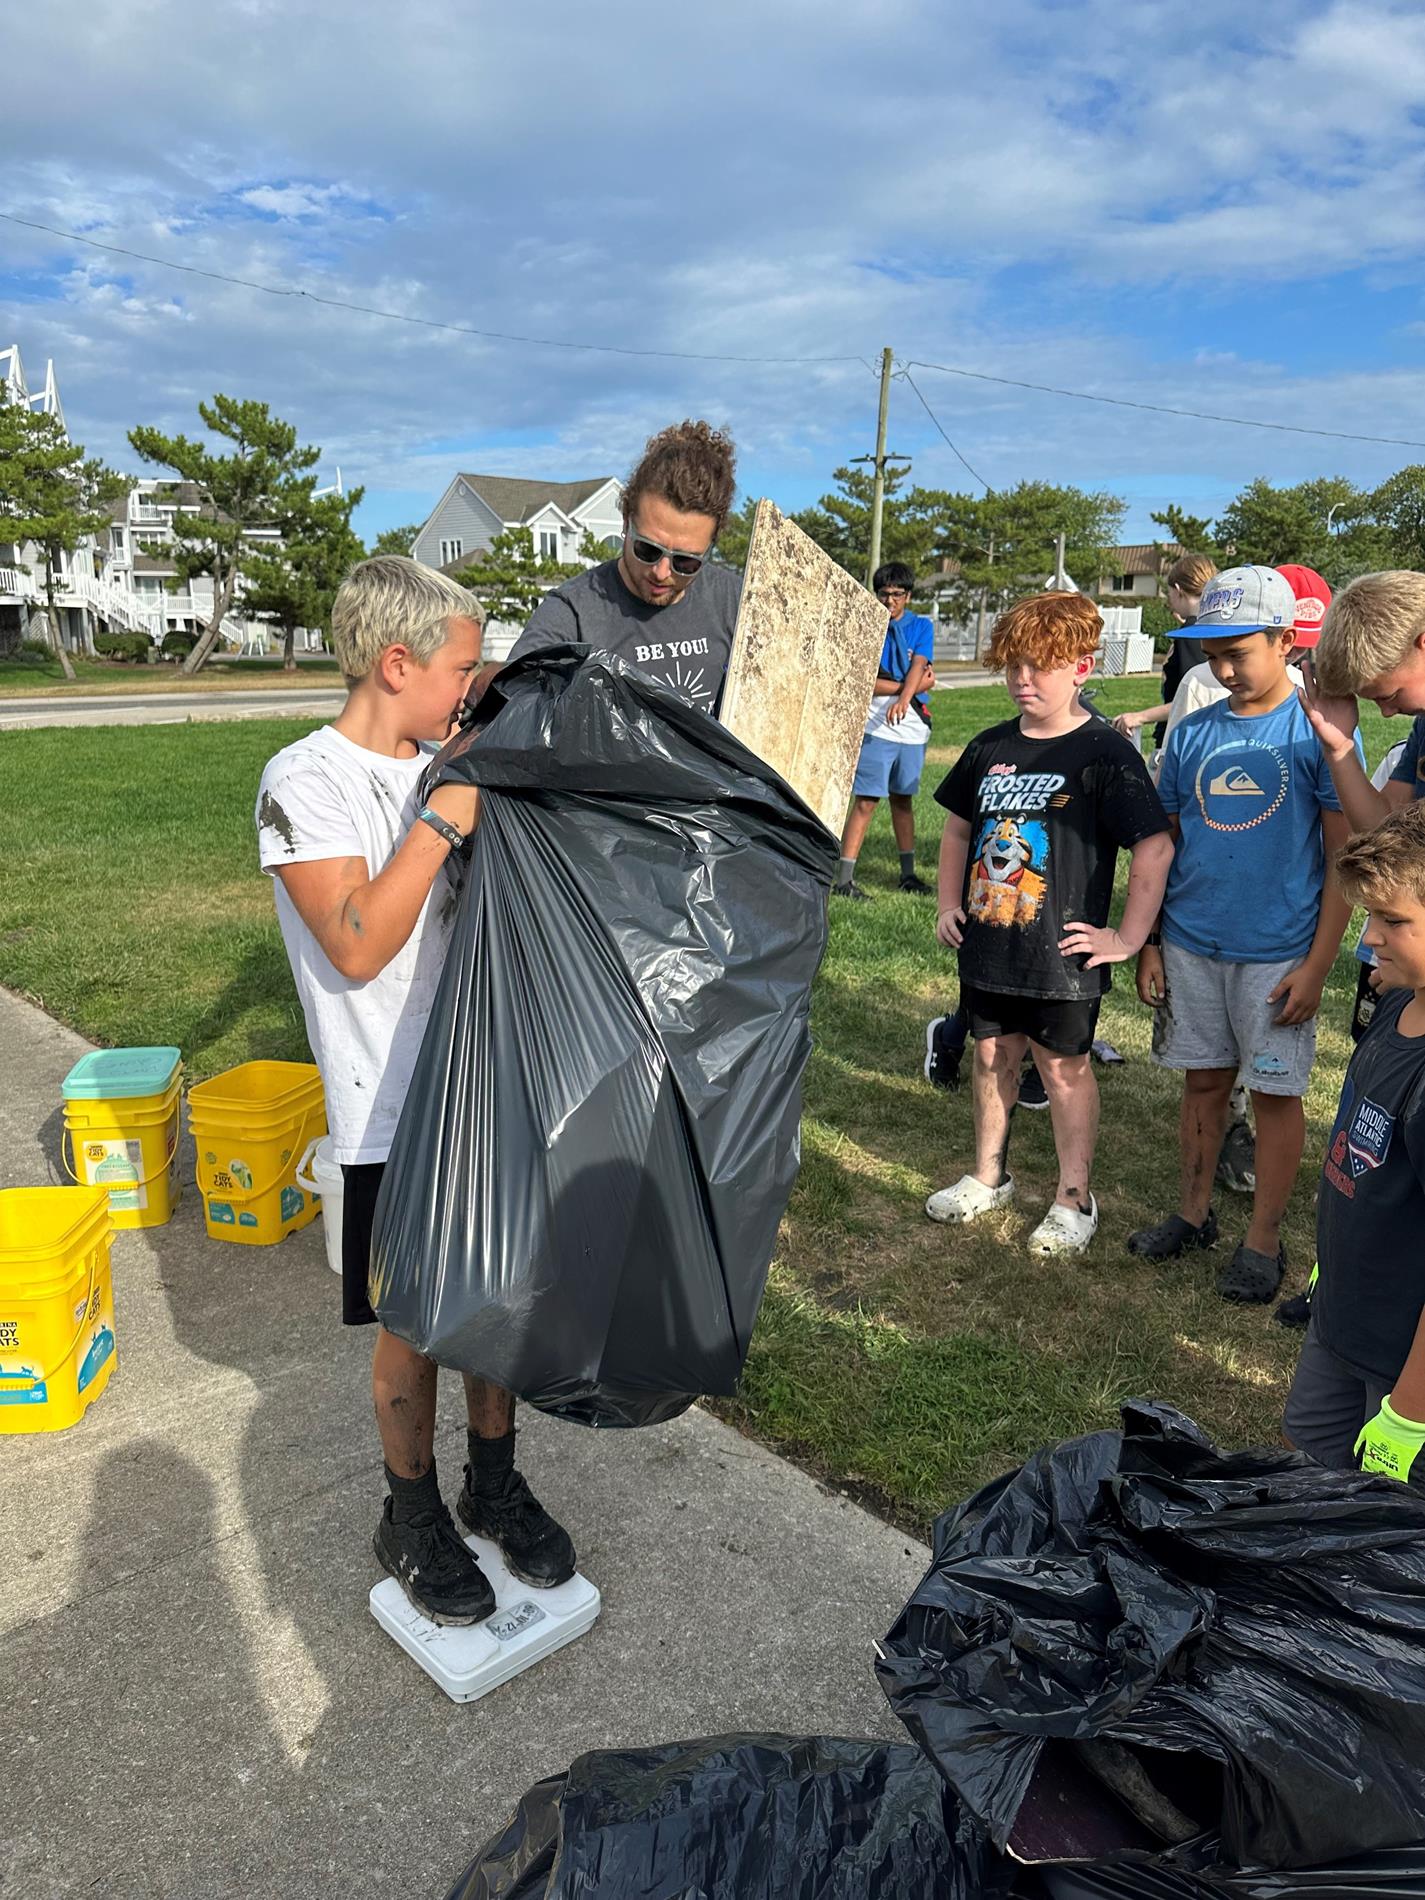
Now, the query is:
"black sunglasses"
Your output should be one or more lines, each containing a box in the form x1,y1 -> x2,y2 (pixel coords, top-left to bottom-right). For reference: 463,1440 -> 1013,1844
626,526 -> 710,577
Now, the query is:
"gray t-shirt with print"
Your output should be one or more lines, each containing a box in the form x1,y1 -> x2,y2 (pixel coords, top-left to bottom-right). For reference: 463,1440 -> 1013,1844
508,558 -> 741,713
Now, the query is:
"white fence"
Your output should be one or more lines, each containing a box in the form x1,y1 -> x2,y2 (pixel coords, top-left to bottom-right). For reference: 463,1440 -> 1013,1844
933,600 -> 1151,671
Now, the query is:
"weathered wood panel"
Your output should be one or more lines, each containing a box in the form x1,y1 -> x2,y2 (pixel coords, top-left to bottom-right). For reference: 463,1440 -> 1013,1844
720,500 -> 888,835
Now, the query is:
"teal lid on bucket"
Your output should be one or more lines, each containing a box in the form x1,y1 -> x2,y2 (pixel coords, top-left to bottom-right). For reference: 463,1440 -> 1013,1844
62,1046 -> 182,1101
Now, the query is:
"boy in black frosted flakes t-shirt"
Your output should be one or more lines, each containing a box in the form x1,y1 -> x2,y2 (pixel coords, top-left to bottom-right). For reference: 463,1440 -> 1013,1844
927,593 -> 1174,1255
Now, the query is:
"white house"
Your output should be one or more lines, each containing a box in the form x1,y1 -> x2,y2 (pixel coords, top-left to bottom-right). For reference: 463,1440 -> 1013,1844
3,340 -> 343,659
411,473 -> 624,575
105,478 -> 295,652
0,343 -> 150,655
410,472 -> 624,657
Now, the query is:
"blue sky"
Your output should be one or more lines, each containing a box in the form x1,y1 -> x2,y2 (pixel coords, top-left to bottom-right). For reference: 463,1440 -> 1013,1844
4,0 -> 1425,553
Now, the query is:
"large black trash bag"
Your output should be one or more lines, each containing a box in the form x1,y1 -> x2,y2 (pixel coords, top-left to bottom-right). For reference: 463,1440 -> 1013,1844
877,1401 -> 1425,1871
1034,1838 -> 1425,1900
442,1734 -> 1009,1900
370,647 -> 837,1428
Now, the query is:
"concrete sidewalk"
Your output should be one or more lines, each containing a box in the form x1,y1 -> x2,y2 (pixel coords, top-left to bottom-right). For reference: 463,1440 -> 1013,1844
1,989 -> 927,1900
0,687 -> 347,730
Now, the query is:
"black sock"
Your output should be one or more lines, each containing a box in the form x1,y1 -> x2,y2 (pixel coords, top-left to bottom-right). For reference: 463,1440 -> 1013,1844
835,856 -> 857,888
386,1461 -> 441,1523
467,1428 -> 516,1492
899,851 -> 916,880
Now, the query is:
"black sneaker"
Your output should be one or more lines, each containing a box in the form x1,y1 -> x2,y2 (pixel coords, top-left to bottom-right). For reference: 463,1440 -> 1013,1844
457,1466 -> 577,1589
924,1011 -> 967,1092
831,881 -> 871,902
373,1497 -> 496,1626
1216,1121 -> 1256,1195
1274,1292 -> 1312,1330
898,872 -> 933,894
1017,1064 -> 1049,1111
1127,1208 -> 1219,1259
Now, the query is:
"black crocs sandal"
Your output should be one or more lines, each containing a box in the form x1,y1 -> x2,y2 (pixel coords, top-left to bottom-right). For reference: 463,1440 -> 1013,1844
1218,1243 -> 1285,1305
1127,1209 -> 1219,1260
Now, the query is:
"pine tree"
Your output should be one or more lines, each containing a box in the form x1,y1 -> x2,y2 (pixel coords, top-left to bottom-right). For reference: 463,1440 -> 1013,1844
244,484 -> 366,671
0,401 -> 125,679
129,396 -> 322,675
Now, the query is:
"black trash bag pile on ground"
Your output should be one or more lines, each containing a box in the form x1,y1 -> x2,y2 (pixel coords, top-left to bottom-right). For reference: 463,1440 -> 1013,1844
877,1399 -> 1425,1871
442,1735 -> 1009,1900
446,1404 -> 1425,1899
369,647 -> 837,1428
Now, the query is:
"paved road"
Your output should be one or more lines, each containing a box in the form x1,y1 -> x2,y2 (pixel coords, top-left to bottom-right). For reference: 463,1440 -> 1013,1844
0,672 -> 1014,732
2,988 -> 927,1900
0,687 -> 347,731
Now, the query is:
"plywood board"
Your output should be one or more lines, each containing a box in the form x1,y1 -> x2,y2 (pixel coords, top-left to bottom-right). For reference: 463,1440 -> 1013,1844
719,500 -> 889,835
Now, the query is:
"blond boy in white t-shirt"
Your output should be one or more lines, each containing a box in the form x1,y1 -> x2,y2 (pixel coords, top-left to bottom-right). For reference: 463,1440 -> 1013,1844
256,555 -> 575,1627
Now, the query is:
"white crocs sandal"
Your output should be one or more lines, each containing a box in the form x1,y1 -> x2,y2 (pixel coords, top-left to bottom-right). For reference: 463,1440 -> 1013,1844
1027,1195 -> 1099,1256
926,1173 -> 1015,1225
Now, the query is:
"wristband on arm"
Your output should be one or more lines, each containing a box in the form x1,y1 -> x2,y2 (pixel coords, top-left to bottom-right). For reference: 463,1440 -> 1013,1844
418,805 -> 466,851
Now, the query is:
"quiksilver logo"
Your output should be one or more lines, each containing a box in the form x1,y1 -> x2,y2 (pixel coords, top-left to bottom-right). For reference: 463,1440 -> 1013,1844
1208,767 -> 1264,796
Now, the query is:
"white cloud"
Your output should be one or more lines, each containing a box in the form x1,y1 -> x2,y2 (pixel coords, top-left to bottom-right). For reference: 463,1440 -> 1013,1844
237,182 -> 350,220
5,0 -> 1425,544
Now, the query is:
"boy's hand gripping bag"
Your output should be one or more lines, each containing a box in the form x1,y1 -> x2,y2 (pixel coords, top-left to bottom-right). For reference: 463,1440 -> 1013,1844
369,648 -> 837,1427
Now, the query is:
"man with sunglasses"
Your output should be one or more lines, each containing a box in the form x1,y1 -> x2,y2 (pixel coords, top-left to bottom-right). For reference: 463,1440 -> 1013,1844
505,420 -> 741,713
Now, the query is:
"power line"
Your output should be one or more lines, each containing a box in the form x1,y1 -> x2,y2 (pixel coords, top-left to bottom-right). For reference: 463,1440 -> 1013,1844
0,212 -> 872,370
899,368 -> 994,492
9,208 -> 1421,450
904,357 -> 1425,451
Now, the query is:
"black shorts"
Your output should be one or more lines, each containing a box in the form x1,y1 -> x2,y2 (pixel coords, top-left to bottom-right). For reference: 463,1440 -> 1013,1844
960,984 -> 1101,1057
341,1161 -> 384,1328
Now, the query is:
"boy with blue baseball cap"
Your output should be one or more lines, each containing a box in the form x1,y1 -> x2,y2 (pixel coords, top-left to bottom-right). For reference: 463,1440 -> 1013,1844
1130,565 -> 1357,1302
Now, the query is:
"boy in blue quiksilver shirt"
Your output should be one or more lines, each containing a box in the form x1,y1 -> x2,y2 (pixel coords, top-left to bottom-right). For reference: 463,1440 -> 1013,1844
1130,565 -> 1356,1305
834,562 -> 936,900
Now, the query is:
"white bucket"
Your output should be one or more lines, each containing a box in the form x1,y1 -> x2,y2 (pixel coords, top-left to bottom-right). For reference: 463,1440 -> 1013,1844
293,1136 -> 343,1275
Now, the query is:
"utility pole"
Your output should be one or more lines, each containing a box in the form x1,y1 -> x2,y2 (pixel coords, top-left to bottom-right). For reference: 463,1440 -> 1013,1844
1052,532 -> 1067,590
975,527 -> 995,658
851,348 -> 910,587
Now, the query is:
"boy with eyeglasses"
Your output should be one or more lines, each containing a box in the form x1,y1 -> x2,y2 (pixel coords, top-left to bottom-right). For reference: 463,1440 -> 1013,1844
833,561 -> 937,900
505,419 -> 741,713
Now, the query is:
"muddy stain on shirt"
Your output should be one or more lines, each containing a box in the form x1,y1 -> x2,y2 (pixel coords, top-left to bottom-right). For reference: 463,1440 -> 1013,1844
257,790 -> 297,853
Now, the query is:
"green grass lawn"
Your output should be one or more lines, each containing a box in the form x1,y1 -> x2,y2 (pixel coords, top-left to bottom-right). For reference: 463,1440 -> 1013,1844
0,681 -> 1396,1531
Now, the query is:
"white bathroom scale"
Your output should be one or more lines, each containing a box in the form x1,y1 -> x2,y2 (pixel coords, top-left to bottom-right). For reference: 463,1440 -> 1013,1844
370,1534 -> 601,1703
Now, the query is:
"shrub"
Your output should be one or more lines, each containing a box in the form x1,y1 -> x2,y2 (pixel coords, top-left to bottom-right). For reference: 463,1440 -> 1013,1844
94,629 -> 154,663
19,637 -> 56,659
161,627 -> 198,660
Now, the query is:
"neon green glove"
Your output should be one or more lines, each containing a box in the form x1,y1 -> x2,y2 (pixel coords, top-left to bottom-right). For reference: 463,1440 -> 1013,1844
1356,1398 -> 1425,1483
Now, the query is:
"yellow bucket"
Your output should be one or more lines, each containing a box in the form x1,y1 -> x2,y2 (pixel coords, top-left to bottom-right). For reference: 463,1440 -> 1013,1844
0,1186 -> 117,1434
187,1061 -> 326,1246
61,1046 -> 184,1230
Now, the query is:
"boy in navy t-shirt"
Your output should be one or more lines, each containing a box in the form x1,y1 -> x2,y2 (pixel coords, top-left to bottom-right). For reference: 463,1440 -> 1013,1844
1131,566 -> 1356,1304
1284,801 -> 1425,1487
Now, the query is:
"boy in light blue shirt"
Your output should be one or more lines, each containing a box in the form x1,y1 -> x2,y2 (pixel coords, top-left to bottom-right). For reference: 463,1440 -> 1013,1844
1130,566 -> 1356,1304
834,562 -> 937,900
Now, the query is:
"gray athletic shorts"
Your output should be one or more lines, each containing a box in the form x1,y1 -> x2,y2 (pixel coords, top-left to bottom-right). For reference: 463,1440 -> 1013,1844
1283,1324 -> 1393,1472
1151,942 -> 1316,1097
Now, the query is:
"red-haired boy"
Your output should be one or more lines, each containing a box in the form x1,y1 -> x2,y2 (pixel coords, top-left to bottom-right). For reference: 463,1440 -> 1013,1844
927,594 -> 1174,1254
